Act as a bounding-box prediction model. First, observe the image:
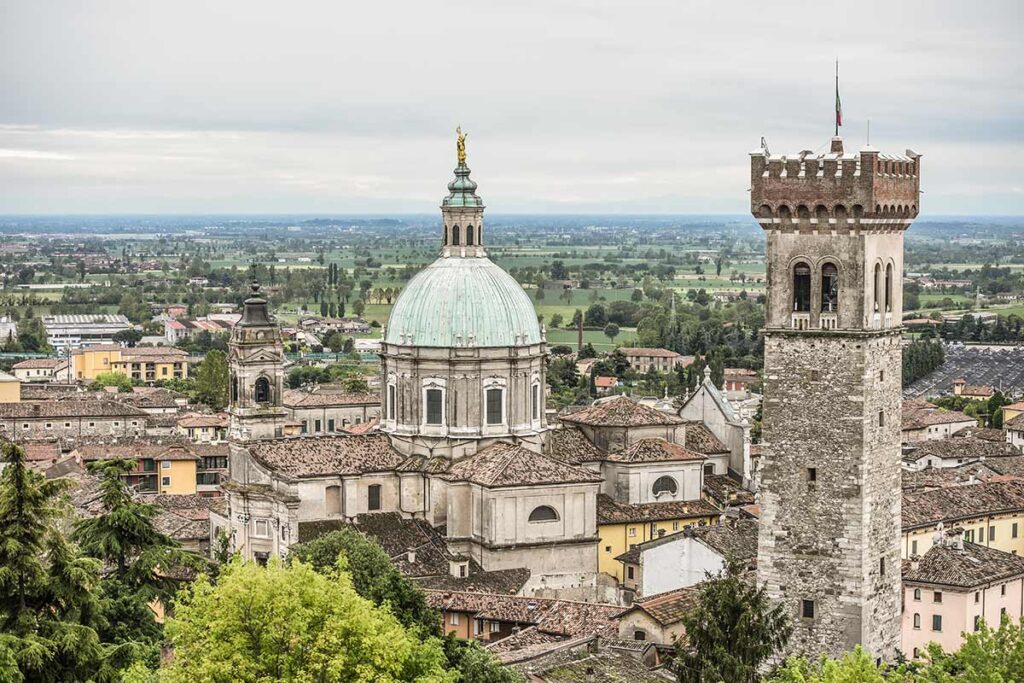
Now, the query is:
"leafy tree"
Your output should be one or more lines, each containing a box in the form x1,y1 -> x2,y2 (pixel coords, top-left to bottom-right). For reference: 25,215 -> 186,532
549,313 -> 564,329
0,442 -> 106,682
577,342 -> 598,359
603,322 -> 620,342
441,635 -> 524,683
91,371 -> 135,392
155,558 -> 453,682
675,559 -> 791,683
113,329 -> 144,346
194,349 -> 229,410
15,317 -> 49,352
342,377 -> 370,393
352,298 -> 366,317
289,529 -> 439,635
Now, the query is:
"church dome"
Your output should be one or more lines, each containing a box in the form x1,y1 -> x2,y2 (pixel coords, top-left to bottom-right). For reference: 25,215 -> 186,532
385,257 -> 542,348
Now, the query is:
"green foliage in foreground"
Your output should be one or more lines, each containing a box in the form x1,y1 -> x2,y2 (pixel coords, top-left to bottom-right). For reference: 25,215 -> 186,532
767,616 -> 1024,682
146,558 -> 455,683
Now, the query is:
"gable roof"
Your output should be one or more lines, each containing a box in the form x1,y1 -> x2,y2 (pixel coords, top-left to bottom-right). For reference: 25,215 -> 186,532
247,433 -> 404,478
615,587 -> 699,627
902,436 -> 1019,463
282,389 -> 380,408
445,442 -> 602,488
904,541 -> 1024,589
560,396 -> 684,427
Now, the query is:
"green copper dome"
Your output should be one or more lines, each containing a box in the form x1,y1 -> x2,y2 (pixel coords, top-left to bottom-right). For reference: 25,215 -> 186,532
442,163 -> 483,208
385,257 -> 542,347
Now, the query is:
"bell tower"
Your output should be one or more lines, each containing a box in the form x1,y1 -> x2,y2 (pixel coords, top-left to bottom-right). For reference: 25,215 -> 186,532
751,136 -> 920,658
228,274 -> 287,441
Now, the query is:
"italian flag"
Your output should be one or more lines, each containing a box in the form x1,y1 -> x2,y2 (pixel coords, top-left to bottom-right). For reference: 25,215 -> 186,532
836,85 -> 842,128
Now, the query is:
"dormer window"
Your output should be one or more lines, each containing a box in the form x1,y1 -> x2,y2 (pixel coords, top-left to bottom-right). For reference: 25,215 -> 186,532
652,476 -> 678,497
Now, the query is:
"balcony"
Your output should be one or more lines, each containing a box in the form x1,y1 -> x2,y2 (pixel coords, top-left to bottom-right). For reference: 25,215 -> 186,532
791,313 -> 810,330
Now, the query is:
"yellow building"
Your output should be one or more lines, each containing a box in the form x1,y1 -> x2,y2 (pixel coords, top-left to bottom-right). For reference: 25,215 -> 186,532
596,494 -> 721,582
1004,402 -> 1024,424
156,449 -> 199,495
73,345 -> 189,383
0,371 -> 20,403
902,480 -> 1024,559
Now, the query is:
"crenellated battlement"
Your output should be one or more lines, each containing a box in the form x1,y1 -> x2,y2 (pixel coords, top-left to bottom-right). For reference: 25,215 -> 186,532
751,137 -> 920,232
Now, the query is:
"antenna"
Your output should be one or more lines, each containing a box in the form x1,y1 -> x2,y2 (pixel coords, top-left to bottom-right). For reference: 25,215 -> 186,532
867,119 -> 871,146
760,136 -> 771,156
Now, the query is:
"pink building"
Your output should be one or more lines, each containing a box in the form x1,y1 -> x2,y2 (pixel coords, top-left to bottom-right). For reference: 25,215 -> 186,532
902,533 -> 1024,659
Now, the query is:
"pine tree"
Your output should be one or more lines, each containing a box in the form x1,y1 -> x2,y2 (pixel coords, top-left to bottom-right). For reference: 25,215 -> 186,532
675,559 -> 791,683
0,442 -> 106,681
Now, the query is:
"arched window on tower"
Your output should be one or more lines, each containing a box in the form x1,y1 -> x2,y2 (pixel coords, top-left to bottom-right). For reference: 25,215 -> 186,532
466,225 -> 474,246
821,263 -> 839,312
230,376 -> 238,404
254,377 -> 271,404
885,263 -> 894,312
793,262 -> 812,312
873,263 -> 882,312
452,225 -> 460,246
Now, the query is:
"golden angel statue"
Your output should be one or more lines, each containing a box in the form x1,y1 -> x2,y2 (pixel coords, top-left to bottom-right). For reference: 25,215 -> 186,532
456,126 -> 467,164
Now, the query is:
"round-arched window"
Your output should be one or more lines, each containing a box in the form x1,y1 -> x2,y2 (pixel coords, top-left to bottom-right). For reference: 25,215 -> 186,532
528,505 -> 559,522
254,377 -> 271,404
652,476 -> 678,497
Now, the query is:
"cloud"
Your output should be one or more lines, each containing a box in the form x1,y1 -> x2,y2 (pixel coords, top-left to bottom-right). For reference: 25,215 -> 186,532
0,0 -> 1021,213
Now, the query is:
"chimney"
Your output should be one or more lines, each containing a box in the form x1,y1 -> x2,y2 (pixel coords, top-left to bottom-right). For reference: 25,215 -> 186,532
406,547 -> 416,564
910,555 -> 920,571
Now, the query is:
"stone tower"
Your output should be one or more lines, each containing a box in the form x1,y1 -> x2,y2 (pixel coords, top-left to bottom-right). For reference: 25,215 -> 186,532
228,278 -> 288,441
751,136 -> 920,658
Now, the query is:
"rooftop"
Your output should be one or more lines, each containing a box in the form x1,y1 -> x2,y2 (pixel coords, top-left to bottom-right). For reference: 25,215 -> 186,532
597,494 -> 720,525
615,586 -> 699,627
902,479 -> 1024,530
0,399 -> 147,419
282,389 -> 380,408
445,442 -> 603,488
560,396 -> 684,428
545,427 -> 605,465
605,438 -> 705,464
904,541 -> 1024,589
247,433 -> 405,479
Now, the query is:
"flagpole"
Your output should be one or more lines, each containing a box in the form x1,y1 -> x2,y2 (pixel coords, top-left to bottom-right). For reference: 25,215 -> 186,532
835,60 -> 839,137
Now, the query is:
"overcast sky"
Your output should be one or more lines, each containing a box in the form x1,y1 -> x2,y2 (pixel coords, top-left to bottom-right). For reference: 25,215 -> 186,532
1,0 -> 1021,215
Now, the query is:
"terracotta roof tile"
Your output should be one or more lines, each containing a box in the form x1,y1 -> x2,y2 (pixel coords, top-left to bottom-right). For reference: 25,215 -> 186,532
902,480 -> 1024,530
445,442 -> 603,488
902,436 -> 1018,463
904,541 -> 1024,589
597,494 -> 720,525
545,427 -> 605,465
605,438 -> 706,463
617,586 -> 699,627
703,474 -> 755,506
0,400 -> 147,419
247,433 -> 404,478
283,389 -> 380,408
560,396 -> 684,427
681,423 -> 730,454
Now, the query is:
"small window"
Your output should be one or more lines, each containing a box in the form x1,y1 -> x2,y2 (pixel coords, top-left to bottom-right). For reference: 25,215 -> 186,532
807,467 -> 817,483
528,505 -> 558,522
1001,584 -> 1007,596
161,476 -> 171,487
328,419 -> 335,432
314,419 -> 322,433
628,527 -> 637,538
913,588 -> 921,601
975,591 -> 981,603
450,613 -> 459,626
65,422 -> 71,428
490,621 -> 500,633
911,540 -> 918,556
672,521 -> 680,531
460,564 -> 467,578
820,262 -> 838,312
913,647 -> 920,659
425,388 -> 443,425
45,423 -> 52,429
254,519 -> 270,537
633,630 -> 646,641
974,615 -> 981,631
388,385 -> 396,420
880,557 -> 885,577
652,476 -> 678,497
878,411 -> 885,427
932,614 -> 942,632
801,599 -> 815,619
990,526 -> 996,541
1013,523 -> 1019,538
486,388 -> 503,425
367,484 -> 382,511
627,566 -> 634,580
913,613 -> 921,629
703,463 -> 714,476
879,370 -> 885,382
531,384 -> 539,421
605,546 -> 611,552
793,263 -> 812,312
161,461 -> 171,469
934,591 -> 943,604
